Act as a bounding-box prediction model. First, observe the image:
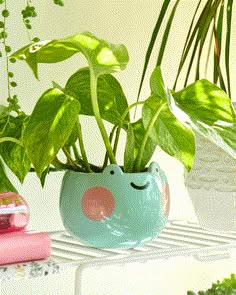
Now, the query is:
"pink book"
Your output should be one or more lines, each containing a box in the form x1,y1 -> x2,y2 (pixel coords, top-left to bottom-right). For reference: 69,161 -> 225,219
0,230 -> 51,265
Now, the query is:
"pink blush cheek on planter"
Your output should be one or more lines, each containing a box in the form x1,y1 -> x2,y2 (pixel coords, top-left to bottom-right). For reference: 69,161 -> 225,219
162,182 -> 170,216
82,186 -> 115,221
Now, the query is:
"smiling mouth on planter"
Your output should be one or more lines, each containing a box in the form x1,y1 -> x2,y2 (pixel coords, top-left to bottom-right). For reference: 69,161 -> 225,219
130,181 -> 150,191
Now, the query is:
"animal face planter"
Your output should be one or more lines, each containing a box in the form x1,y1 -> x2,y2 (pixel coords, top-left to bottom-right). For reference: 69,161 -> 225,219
60,162 -> 170,248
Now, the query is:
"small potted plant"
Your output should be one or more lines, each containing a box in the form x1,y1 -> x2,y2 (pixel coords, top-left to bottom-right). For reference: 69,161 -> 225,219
140,0 -> 236,232
0,30 -> 235,248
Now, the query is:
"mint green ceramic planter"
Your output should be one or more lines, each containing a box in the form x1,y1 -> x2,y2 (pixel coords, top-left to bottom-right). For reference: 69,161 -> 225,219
60,162 -> 170,249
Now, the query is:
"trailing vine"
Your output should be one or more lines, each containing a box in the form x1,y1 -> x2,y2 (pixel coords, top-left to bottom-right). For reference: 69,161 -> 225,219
0,0 -> 64,117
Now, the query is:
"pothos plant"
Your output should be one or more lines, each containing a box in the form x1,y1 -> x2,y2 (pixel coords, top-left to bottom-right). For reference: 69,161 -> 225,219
0,31 -> 235,192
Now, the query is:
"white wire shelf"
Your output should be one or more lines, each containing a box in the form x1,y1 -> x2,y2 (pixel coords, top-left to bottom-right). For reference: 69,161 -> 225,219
50,219 -> 236,267
1,219 -> 236,286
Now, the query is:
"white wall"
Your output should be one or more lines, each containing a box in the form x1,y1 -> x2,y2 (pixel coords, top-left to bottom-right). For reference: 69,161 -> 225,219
1,1 -> 236,232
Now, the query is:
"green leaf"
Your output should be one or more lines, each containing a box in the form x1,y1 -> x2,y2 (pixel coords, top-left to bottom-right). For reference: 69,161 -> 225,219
40,165 -> 50,187
172,79 -> 236,158
124,124 -> 135,172
11,40 -> 76,79
188,274 -> 236,294
213,1 -> 224,85
65,123 -> 78,148
143,95 -> 195,171
52,81 -> 64,92
150,67 -> 172,101
23,88 -> 80,177
194,0 -> 222,80
11,32 -> 129,78
225,0 -> 233,97
172,0 -> 224,88
137,0 -> 171,98
0,105 -> 10,119
65,67 -> 130,125
143,66 -> 195,170
0,159 -> 17,193
156,0 -> 181,67
173,0 -> 203,89
132,119 -> 156,171
0,115 -> 31,183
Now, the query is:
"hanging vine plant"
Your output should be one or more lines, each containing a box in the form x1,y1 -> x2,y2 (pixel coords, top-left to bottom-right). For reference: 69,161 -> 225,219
0,0 -> 64,191
0,0 -> 64,117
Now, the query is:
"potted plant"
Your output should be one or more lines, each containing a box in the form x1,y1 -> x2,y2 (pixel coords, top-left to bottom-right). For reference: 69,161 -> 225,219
5,32 -> 173,249
139,0 -> 236,232
0,28 -> 233,248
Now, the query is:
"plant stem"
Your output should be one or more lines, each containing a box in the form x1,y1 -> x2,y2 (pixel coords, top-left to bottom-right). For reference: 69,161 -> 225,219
102,125 -> 117,169
71,143 -> 103,173
30,167 -> 60,173
111,125 -> 119,157
3,0 -> 11,103
135,102 -> 166,171
51,157 -> 85,172
122,100 -> 145,123
72,143 -> 81,162
113,100 -> 146,156
76,119 -> 92,172
90,71 -> 116,164
24,0 -> 33,43
0,137 -> 23,146
51,157 -> 69,170
0,116 -> 10,135
62,146 -> 80,170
